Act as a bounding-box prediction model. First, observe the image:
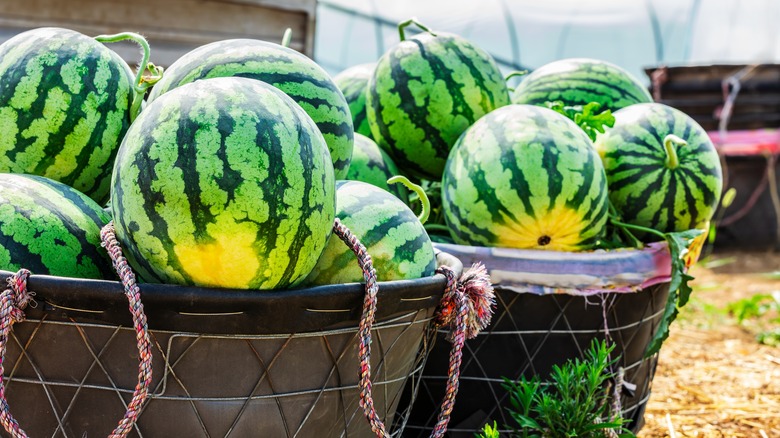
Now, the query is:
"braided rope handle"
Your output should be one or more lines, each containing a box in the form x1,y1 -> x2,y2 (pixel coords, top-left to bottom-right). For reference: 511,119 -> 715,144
0,269 -> 33,437
100,222 -> 153,437
0,223 -> 153,438
333,219 -> 495,438
332,218 -> 387,436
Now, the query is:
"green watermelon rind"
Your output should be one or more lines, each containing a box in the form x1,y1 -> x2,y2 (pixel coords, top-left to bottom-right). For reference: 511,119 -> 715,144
113,77 -> 336,290
512,58 -> 653,112
304,180 -> 435,286
0,27 -> 135,203
147,38 -> 354,179
366,31 -> 510,180
594,102 -> 723,235
0,173 -> 113,279
442,104 -> 609,251
334,63 -> 375,139
346,133 -> 408,203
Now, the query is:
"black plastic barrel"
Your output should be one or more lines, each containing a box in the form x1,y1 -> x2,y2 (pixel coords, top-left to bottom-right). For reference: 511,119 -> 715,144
0,251 -> 462,438
401,244 -> 671,436
712,153 -> 780,250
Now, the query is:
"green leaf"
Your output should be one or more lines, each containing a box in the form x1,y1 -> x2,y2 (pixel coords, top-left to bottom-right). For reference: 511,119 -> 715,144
644,229 -> 704,357
475,420 -> 501,438
545,101 -> 616,141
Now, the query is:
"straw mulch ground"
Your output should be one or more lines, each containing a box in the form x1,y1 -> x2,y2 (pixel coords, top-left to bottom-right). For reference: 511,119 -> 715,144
638,251 -> 780,437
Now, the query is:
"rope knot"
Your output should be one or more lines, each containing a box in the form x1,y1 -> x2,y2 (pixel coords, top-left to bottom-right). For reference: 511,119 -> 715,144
434,262 -> 495,341
4,269 -> 34,323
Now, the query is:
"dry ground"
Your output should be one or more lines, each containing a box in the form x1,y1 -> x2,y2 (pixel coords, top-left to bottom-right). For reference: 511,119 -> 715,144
638,250 -> 780,437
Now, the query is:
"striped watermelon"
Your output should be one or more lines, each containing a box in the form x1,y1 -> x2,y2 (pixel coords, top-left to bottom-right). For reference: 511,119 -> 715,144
367,30 -> 510,180
304,180 -> 435,286
334,63 -> 375,138
0,27 -> 134,203
511,58 -> 653,112
594,103 -> 723,236
0,173 -> 113,279
112,77 -> 336,290
347,133 -> 408,203
147,39 -> 354,179
442,104 -> 609,251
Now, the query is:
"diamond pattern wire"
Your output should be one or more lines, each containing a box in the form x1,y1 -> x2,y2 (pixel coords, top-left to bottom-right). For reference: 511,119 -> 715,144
0,307 -> 438,438
402,283 -> 670,437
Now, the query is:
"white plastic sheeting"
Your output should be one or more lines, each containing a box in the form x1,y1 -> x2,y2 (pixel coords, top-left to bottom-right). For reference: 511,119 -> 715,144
314,0 -> 780,83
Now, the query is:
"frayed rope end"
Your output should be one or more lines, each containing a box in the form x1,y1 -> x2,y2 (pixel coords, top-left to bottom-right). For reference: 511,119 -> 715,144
435,262 -> 496,340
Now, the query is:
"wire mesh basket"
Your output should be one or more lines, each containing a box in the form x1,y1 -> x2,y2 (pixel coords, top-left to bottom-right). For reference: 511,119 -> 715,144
0,250 -> 463,438
402,242 -> 675,437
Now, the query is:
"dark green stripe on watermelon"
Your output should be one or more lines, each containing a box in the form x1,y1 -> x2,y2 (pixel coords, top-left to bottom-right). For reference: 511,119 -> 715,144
511,58 -> 653,112
304,180 -> 434,286
113,77 -> 335,290
0,27 -> 134,204
0,174 -> 113,279
346,133 -> 408,203
147,39 -> 354,179
594,103 -> 722,236
442,104 -> 608,251
367,32 -> 510,180
334,63 -> 375,138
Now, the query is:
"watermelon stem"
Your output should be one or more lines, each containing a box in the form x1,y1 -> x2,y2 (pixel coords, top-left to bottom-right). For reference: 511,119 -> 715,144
504,70 -> 528,93
425,223 -> 450,233
504,71 -> 528,82
398,18 -> 437,41
610,218 -> 666,242
94,32 -> 159,122
663,134 -> 687,169
388,176 -> 430,224
281,28 -> 292,48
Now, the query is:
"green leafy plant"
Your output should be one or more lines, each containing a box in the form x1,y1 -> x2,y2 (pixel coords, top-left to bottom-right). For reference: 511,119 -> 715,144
546,101 -> 616,141
476,340 -> 635,438
727,291 -> 780,346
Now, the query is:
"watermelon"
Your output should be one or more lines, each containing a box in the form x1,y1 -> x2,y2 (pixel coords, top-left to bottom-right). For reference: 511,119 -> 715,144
112,77 -> 336,290
366,30 -> 510,180
442,104 -> 609,251
594,103 -> 723,236
147,39 -> 354,179
304,180 -> 435,286
0,27 -> 135,203
0,173 -> 113,279
346,133 -> 408,203
333,63 -> 375,138
511,58 -> 653,112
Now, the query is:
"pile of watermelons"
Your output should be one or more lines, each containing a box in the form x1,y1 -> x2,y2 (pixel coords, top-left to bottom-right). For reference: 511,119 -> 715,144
0,19 -> 722,323
332,20 -> 722,349
0,26 -> 437,290
337,21 -> 721,255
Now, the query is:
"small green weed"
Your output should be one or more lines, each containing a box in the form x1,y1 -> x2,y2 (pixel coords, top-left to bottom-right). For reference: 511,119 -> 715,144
476,340 -> 635,438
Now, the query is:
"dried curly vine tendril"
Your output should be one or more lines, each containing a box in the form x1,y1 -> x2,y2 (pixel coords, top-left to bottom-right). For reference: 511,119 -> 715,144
388,175 -> 430,224
94,32 -> 163,122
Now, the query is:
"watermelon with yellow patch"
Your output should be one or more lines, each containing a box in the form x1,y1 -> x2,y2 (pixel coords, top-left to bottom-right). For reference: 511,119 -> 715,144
111,77 -> 335,290
442,104 -> 608,251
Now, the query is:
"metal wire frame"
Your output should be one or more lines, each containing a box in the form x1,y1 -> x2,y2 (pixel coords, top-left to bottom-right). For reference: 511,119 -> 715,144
403,284 -> 669,436
2,309 -> 439,438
